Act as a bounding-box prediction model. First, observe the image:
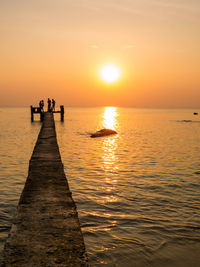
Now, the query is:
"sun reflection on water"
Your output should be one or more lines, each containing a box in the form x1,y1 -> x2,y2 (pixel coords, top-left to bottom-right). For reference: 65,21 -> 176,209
100,107 -> 119,205
102,107 -> 118,130
102,137 -> 118,174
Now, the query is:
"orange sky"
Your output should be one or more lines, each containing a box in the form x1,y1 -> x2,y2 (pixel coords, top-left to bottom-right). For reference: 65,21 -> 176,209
0,0 -> 200,107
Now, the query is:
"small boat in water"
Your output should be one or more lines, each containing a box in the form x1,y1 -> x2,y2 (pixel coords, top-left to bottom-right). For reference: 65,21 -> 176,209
90,128 -> 117,138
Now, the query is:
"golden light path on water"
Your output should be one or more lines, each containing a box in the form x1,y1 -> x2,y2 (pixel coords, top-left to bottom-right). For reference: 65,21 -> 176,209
101,107 -> 119,207
102,107 -> 117,130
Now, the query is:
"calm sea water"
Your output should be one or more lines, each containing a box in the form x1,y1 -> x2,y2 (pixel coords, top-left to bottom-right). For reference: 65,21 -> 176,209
0,107 -> 200,266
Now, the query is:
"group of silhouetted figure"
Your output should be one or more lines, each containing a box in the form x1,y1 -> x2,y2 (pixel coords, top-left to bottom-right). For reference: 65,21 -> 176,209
39,98 -> 56,112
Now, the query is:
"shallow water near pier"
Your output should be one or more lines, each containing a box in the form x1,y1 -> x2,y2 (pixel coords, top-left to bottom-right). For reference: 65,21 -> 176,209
0,107 -> 200,266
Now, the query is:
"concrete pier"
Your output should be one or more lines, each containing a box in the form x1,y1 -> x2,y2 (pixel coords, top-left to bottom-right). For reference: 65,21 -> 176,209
1,113 -> 88,266
30,105 -> 64,122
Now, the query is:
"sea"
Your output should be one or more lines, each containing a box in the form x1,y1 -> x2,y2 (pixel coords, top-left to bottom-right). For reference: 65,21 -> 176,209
0,107 -> 200,267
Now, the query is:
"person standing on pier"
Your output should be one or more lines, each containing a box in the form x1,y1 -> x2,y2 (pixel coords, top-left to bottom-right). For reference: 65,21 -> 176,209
39,100 -> 44,112
52,99 -> 56,111
39,100 -> 42,110
47,98 -> 51,112
41,100 -> 44,111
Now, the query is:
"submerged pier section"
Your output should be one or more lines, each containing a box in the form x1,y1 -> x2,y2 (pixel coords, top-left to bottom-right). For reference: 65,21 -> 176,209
2,113 -> 88,266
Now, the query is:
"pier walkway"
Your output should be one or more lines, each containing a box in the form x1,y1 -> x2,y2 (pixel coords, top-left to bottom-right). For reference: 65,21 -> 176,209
2,113 -> 88,266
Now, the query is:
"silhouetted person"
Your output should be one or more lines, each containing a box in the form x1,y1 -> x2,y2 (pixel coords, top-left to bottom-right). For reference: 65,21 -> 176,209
52,99 -> 55,111
39,100 -> 42,109
41,100 -> 44,111
39,100 -> 44,111
47,98 -> 51,112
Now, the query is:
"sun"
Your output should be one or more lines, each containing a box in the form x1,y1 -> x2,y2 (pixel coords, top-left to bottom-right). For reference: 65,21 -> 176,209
99,64 -> 121,83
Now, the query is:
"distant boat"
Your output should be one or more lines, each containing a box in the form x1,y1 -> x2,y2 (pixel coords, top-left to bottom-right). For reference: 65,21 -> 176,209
193,112 -> 198,115
90,129 -> 117,138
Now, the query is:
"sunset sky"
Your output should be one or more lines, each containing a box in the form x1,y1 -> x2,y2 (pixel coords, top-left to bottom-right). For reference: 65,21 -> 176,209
0,0 -> 199,107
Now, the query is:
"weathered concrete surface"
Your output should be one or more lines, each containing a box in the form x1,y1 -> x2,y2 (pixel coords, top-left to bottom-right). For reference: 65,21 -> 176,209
1,113 -> 88,266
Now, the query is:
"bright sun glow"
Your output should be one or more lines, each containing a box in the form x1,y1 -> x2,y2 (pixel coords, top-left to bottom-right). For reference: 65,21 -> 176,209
99,64 -> 121,83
